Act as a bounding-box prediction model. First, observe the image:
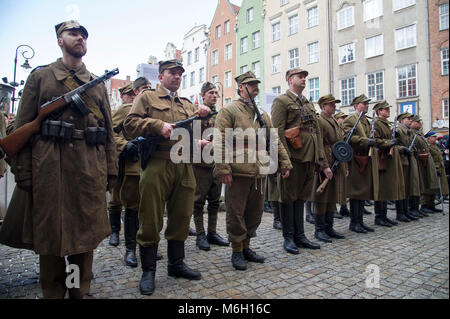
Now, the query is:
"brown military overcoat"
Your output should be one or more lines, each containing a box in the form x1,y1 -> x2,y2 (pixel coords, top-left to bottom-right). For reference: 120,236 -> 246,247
413,130 -> 439,194
0,59 -> 117,257
429,143 -> 449,195
397,124 -> 421,197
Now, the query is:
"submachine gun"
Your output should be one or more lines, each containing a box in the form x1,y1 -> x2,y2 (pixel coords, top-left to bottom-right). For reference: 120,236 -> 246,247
245,85 -> 271,153
316,111 -> 365,194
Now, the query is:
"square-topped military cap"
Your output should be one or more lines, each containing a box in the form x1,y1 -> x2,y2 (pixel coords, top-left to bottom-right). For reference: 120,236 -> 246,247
351,94 -> 371,106
318,94 -> 341,106
133,77 -> 151,89
158,59 -> 185,74
55,20 -> 88,38
285,67 -> 309,81
201,82 -> 216,94
398,112 -> 413,121
235,71 -> 260,85
334,111 -> 348,120
411,114 -> 422,122
119,83 -> 134,96
373,100 -> 391,111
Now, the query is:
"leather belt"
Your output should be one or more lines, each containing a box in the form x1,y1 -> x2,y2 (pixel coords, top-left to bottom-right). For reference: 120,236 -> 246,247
72,129 -> 85,140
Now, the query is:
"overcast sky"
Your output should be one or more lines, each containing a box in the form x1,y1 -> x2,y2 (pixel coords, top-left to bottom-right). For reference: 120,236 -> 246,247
0,0 -> 241,84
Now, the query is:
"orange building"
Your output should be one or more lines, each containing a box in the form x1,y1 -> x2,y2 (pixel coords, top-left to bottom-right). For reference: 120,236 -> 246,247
208,0 -> 240,109
429,1 -> 449,133
107,76 -> 132,111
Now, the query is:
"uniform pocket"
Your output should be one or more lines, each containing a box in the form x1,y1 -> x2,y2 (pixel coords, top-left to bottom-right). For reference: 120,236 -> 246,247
151,104 -> 171,122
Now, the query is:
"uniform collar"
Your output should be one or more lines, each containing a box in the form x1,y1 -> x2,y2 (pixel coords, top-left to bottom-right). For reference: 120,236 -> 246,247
51,58 -> 91,83
158,85 -> 179,100
287,90 -> 306,103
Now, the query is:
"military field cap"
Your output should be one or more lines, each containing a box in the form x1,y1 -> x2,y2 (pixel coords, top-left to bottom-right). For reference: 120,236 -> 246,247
351,94 -> 371,106
373,100 -> 391,111
318,94 -> 341,106
158,59 -> 185,74
119,83 -> 133,96
334,111 -> 348,119
55,20 -> 88,38
201,82 -> 216,95
285,67 -> 309,81
424,130 -> 437,138
411,114 -> 422,122
235,71 -> 260,85
398,112 -> 413,121
133,77 -> 150,89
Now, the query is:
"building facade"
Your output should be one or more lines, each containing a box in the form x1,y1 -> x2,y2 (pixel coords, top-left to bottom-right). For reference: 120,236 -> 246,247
106,76 -> 132,111
179,24 -> 209,104
208,0 -> 240,109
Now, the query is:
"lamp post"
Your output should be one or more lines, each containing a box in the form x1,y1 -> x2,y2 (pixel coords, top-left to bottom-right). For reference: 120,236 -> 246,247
11,44 -> 35,114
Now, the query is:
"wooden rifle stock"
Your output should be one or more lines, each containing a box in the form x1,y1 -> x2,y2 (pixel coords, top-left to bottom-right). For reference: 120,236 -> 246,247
316,177 -> 330,194
0,97 -> 66,157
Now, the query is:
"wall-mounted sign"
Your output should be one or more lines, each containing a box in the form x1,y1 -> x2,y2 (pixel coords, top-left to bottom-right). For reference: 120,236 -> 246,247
399,101 -> 417,114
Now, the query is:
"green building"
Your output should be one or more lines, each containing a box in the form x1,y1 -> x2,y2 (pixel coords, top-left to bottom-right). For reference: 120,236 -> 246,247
236,0 -> 264,106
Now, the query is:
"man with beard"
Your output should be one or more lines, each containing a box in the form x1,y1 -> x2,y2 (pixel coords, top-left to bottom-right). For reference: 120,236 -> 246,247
0,21 -> 118,298
271,67 -> 324,254
124,59 -> 211,295
192,82 -> 229,251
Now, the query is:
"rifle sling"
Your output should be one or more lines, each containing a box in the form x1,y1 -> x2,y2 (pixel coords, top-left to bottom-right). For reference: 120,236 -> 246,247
63,76 -> 104,122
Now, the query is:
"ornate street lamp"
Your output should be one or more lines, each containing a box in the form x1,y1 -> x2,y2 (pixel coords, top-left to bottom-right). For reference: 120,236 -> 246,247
10,44 -> 35,114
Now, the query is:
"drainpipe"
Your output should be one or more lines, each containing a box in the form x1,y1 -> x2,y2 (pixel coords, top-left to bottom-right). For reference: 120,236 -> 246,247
426,0 -> 433,131
327,0 -> 333,94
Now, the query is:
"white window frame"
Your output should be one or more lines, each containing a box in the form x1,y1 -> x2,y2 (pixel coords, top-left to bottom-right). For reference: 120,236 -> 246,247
396,63 -> 418,98
240,65 -> 248,74
225,71 -> 232,88
247,7 -> 254,23
187,51 -> 192,65
340,77 -> 356,106
273,86 -> 281,95
225,43 -> 233,61
272,54 -> 281,74
272,22 -> 281,42
364,0 -> 383,21
194,47 -> 199,63
443,98 -> 449,119
199,67 -> 205,83
182,75 -> 187,89
288,14 -> 299,36
212,75 -> 218,85
252,61 -> 261,78
216,25 -> 221,39
307,41 -> 319,64
190,71 -> 195,87
252,31 -> 260,49
307,6 -> 318,28
224,20 -> 230,34
212,50 -> 219,66
395,24 -> 416,51
440,4 -> 449,31
393,0 -> 415,12
337,6 -> 354,30
365,34 -> 384,58
442,48 -> 449,75
366,71 -> 385,102
308,77 -> 320,102
288,48 -> 299,69
339,42 -> 355,65
241,37 -> 248,54
281,0 -> 289,6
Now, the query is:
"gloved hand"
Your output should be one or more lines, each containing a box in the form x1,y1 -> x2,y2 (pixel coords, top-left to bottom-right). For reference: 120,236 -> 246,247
17,179 -> 32,192
367,138 -> 377,147
122,139 -> 140,158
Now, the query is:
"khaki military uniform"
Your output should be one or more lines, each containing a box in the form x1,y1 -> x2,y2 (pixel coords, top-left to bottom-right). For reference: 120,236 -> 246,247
413,130 -> 439,195
0,111 -> 6,177
429,143 -> 449,196
123,86 -> 198,246
397,124 -> 421,197
214,98 -> 292,249
0,58 -> 117,298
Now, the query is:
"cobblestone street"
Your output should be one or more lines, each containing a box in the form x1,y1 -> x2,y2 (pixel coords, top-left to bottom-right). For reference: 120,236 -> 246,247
0,203 -> 448,299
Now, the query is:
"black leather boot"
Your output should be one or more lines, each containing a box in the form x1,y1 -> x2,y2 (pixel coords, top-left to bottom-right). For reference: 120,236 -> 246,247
280,202 -> 299,254
325,211 -> 345,239
430,202 -> 443,213
339,203 -> 350,217
358,200 -> 374,232
375,201 -> 392,227
293,200 -> 320,249
231,251 -> 247,270
243,248 -> 265,263
108,212 -> 121,246
272,202 -> 282,230
189,227 -> 197,236
139,245 -> 157,295
314,213 -> 332,243
395,200 -> 410,222
419,205 -> 432,216
383,201 -> 398,225
124,209 -> 139,267
207,231 -> 229,246
406,198 -> 420,220
196,232 -> 211,251
167,240 -> 201,280
349,199 -> 367,233
305,201 -> 315,224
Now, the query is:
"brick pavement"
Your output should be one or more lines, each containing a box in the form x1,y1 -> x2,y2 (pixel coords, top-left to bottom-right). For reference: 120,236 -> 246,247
0,203 -> 448,299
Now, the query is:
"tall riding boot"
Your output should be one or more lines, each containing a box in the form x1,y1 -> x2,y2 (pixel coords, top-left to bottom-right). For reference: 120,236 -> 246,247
358,200 -> 374,232
139,245 -> 157,295
406,197 -> 420,220
167,240 -> 201,280
124,209 -> 139,267
375,201 -> 391,227
293,200 -> 320,249
305,201 -> 315,224
325,211 -> 345,239
349,199 -> 367,233
280,202 -> 299,254
108,212 -> 121,246
383,201 -> 398,225
339,203 -> 350,217
314,213 -> 332,243
395,200 -> 410,222
272,201 -> 282,230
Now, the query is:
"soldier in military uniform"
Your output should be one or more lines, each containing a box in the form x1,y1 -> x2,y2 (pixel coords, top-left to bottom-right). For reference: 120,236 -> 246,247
0,111 -> 6,178
107,85 -> 135,248
342,95 -> 379,234
409,115 -> 440,216
214,71 -> 292,270
334,111 -> 350,218
266,174 -> 282,229
425,131 -> 449,211
372,101 -> 404,227
0,21 -> 117,298
124,59 -> 211,295
192,82 -> 229,251
132,76 -> 152,94
271,68 -> 324,254
311,94 -> 346,243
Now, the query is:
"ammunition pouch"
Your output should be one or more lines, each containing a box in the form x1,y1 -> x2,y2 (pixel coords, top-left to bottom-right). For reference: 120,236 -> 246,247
354,154 -> 369,174
41,120 -> 74,141
301,114 -> 315,123
378,150 -> 387,172
85,127 -> 107,146
418,152 -> 429,168
284,127 -> 302,150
